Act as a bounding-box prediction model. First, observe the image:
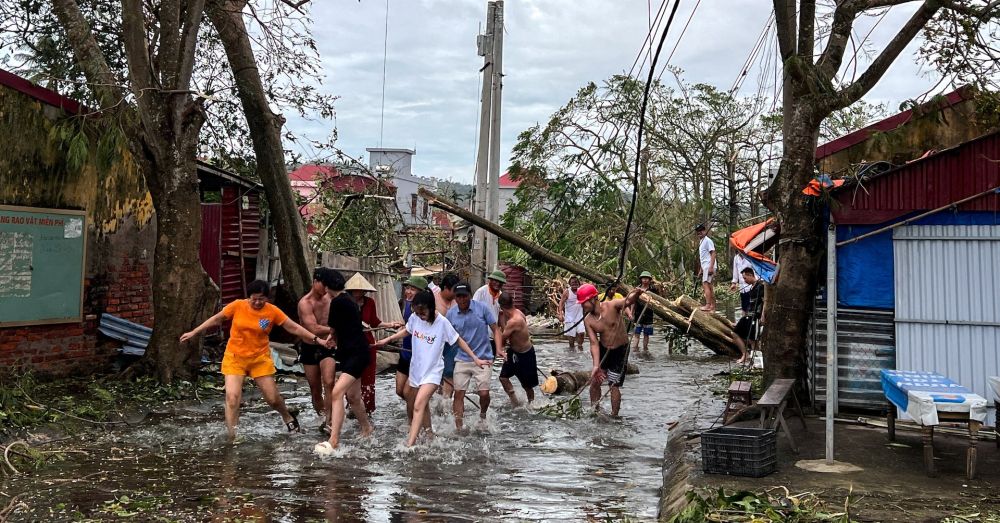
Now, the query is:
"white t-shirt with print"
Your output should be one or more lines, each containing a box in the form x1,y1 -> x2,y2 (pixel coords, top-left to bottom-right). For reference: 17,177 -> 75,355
699,236 -> 716,270
406,313 -> 461,387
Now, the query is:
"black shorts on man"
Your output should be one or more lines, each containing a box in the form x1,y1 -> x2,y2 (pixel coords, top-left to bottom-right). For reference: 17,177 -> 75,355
734,316 -> 760,341
499,347 -> 540,389
298,342 -> 336,366
599,344 -> 628,386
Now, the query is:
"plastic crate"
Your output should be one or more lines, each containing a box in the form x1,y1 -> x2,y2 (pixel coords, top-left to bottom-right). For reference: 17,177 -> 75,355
701,427 -> 776,477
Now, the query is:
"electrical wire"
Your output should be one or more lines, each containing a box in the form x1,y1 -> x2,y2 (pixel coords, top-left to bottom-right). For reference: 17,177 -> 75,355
378,0 -> 390,147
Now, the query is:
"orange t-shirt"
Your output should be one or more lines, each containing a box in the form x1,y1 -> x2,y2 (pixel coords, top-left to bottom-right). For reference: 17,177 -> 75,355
222,300 -> 288,358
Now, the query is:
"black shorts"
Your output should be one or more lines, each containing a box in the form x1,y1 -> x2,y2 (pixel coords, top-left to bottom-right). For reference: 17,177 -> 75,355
335,347 -> 371,379
299,343 -> 335,366
499,346 -> 539,389
735,316 -> 760,341
397,351 -> 411,376
599,344 -> 628,387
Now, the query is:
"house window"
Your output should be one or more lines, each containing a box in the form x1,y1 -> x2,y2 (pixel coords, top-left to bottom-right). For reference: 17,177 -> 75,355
410,194 -> 418,216
422,200 -> 429,219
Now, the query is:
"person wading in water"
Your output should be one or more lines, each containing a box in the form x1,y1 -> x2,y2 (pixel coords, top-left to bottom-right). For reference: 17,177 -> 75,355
497,293 -> 539,407
395,275 -> 427,424
579,283 -> 644,417
297,268 -> 335,432
346,272 -> 402,414
181,280 -> 326,440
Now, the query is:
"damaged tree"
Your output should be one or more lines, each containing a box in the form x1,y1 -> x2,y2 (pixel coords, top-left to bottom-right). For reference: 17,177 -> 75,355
50,0 -> 216,381
419,188 -> 742,357
764,0 -> 1000,383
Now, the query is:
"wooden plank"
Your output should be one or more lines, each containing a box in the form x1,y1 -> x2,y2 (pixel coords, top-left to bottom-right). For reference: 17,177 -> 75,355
758,378 -> 794,406
728,381 -> 752,393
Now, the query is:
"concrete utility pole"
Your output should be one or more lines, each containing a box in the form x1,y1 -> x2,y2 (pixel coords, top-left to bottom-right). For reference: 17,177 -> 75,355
485,0 -> 504,275
471,1 -> 496,288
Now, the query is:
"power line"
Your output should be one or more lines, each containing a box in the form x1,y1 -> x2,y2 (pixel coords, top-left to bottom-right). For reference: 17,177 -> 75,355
656,0 -> 702,82
378,0 -> 390,147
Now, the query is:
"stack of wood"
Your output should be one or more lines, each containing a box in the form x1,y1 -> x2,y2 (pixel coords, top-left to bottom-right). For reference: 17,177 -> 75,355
419,188 -> 744,359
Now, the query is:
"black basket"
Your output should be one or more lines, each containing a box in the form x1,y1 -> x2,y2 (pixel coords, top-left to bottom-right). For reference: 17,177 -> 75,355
701,427 -> 776,477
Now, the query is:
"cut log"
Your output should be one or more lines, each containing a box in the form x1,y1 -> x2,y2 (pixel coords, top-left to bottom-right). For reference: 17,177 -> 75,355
420,188 -> 743,358
547,365 -> 641,395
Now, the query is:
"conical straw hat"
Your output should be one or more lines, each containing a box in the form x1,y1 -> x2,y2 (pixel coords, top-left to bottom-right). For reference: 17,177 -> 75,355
344,273 -> 376,292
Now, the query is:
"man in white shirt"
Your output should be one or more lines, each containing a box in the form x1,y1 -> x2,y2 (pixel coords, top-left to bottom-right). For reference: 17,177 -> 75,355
695,224 -> 717,311
730,254 -> 753,316
473,270 -> 506,320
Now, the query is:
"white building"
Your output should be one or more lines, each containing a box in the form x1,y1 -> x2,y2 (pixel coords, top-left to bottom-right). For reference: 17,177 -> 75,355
367,147 -> 443,228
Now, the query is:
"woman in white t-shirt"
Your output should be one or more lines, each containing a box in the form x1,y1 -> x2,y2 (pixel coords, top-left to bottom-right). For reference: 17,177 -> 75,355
376,290 -> 489,446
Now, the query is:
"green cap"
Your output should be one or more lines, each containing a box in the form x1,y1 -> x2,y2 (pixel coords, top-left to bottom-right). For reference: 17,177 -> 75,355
640,271 -> 653,279
404,275 -> 428,290
488,270 -> 507,283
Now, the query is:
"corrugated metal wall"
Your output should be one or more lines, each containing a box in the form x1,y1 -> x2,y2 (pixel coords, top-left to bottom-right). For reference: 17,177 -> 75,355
220,187 -> 260,303
199,204 -> 222,287
810,306 -> 896,412
893,225 -> 1000,425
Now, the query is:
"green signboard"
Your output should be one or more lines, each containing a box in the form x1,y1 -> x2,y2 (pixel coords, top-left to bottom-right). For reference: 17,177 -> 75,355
0,205 -> 86,327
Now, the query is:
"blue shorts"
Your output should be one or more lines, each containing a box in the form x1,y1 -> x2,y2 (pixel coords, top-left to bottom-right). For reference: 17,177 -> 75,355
442,343 -> 459,379
634,324 -> 653,336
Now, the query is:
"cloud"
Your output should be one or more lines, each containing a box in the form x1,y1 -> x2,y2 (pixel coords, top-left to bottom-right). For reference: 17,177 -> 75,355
285,1 -> 940,183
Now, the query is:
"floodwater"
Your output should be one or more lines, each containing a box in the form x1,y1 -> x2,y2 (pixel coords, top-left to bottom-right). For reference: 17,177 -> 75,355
5,339 -> 728,522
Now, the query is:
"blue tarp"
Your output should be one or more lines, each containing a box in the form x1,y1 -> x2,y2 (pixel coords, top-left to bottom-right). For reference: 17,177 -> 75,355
836,211 -> 1000,309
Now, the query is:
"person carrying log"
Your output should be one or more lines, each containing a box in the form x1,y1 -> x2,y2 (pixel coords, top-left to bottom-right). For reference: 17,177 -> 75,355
497,292 -> 539,407
558,276 -> 585,351
579,283 -> 644,417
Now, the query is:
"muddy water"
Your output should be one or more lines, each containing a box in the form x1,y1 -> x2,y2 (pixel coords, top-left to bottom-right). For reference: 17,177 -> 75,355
6,340 -> 727,522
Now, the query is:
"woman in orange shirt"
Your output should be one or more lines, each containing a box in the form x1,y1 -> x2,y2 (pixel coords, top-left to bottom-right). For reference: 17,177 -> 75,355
181,280 -> 328,439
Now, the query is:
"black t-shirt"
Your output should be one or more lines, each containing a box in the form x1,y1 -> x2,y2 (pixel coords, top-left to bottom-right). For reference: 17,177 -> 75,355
328,293 -> 369,353
746,282 -> 765,319
637,286 -> 659,325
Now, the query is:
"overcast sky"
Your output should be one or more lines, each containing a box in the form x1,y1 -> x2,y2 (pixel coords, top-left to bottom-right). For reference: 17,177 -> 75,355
286,1 -> 941,182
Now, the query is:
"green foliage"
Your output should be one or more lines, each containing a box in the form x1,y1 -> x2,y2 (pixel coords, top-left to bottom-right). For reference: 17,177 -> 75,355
536,396 -> 584,419
669,488 -> 853,523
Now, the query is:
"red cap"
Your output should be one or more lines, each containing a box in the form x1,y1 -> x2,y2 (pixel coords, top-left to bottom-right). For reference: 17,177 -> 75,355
576,283 -> 598,303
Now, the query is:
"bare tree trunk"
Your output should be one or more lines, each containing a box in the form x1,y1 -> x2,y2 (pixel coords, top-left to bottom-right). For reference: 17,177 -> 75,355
760,99 -> 823,383
206,0 -> 313,300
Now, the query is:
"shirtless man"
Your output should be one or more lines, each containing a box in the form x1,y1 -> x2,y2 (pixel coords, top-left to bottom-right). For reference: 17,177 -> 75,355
579,283 -> 643,417
497,293 -> 539,407
297,268 -> 335,430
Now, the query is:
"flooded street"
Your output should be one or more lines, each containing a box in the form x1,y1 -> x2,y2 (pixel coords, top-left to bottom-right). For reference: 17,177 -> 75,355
5,339 -> 727,522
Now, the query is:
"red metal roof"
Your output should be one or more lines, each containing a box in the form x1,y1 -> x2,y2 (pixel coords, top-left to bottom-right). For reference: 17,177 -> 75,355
289,164 -> 396,190
0,68 -> 85,114
499,172 -> 521,188
833,130 -> 1000,225
816,87 -> 970,160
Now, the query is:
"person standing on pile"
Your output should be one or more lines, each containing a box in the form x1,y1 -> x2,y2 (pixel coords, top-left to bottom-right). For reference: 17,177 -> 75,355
375,290 -> 490,447
695,223 -> 717,312
446,282 -> 500,430
318,269 -> 374,450
297,268 -> 336,432
181,279 -> 324,440
558,276 -> 585,351
396,275 -> 427,423
579,283 -> 644,417
497,293 -> 540,407
435,273 -> 461,398
631,271 -> 658,354
346,273 -> 402,414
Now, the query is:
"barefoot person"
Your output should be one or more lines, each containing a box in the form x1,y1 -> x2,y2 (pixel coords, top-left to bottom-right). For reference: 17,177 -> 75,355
298,268 -> 335,431
181,280 -> 324,439
695,224 -> 717,311
446,282 -> 500,431
558,276 -> 585,351
497,293 -> 539,407
319,270 -> 374,450
395,275 -> 428,423
435,273 -> 461,399
631,271 -> 658,354
732,266 -> 764,363
579,283 -> 644,417
376,290 -> 490,447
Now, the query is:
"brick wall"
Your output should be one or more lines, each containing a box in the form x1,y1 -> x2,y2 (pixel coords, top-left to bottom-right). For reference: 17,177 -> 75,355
0,218 -> 154,377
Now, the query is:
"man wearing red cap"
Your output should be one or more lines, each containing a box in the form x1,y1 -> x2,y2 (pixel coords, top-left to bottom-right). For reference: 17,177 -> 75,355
578,283 -> 644,416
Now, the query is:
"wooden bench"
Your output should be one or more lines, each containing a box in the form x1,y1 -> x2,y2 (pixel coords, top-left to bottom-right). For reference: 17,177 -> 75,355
758,378 -> 807,453
723,381 -> 753,425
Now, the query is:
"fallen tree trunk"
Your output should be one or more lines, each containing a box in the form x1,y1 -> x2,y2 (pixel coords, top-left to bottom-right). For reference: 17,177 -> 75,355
419,188 -> 741,357
546,365 -> 640,395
